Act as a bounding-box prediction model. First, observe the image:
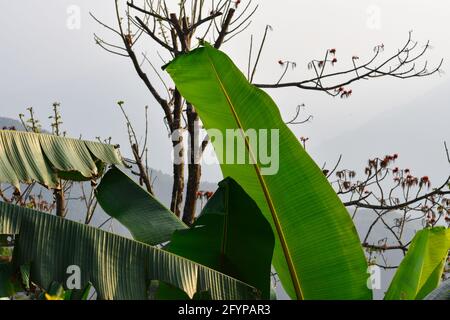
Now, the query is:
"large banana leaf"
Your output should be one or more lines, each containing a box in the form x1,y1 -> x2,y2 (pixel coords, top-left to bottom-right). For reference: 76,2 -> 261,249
0,130 -> 123,189
166,44 -> 371,300
166,177 -> 275,299
0,201 -> 258,300
95,167 -> 187,246
385,227 -> 450,300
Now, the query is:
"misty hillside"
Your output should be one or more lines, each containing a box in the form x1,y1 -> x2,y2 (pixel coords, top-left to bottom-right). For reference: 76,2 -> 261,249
0,117 -> 24,130
312,80 -> 450,182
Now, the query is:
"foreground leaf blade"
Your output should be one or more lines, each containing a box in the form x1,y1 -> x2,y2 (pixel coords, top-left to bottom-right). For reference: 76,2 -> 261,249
0,201 -> 258,300
166,44 -> 371,300
385,227 -> 450,300
166,177 -> 275,299
96,167 -> 187,246
0,130 -> 123,188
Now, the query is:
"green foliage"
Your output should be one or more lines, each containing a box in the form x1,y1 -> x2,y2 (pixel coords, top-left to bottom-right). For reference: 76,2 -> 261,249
385,227 -> 450,300
96,167 -> 187,246
0,130 -> 123,189
165,44 -> 371,300
20,263 -> 30,291
165,177 -> 275,299
97,174 -> 274,299
0,263 -> 20,298
0,41 -> 446,302
0,247 -> 12,258
0,201 -> 258,300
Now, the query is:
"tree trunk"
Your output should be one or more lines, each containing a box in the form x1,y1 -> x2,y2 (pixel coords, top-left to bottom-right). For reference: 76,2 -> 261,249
170,162 -> 184,217
54,184 -> 66,218
182,104 -> 201,225
183,163 -> 201,225
170,89 -> 184,217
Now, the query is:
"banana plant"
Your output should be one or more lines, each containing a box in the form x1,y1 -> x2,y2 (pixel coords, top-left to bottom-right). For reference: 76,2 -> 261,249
165,44 -> 371,300
0,131 -> 259,300
165,177 -> 275,299
0,130 -> 123,188
385,227 -> 450,300
95,172 -> 450,301
0,50 -> 447,301
96,169 -> 275,299
0,201 -> 258,300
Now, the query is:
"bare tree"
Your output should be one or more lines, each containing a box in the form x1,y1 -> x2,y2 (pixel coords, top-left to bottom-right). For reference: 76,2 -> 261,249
324,144 -> 450,271
92,1 -> 442,226
92,0 -> 257,224
254,31 -> 443,97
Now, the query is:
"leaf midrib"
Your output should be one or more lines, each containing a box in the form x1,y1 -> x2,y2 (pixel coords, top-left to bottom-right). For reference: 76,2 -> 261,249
204,48 -> 304,300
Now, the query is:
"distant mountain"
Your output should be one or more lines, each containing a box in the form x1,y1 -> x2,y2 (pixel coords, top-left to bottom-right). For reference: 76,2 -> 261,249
0,116 -> 24,130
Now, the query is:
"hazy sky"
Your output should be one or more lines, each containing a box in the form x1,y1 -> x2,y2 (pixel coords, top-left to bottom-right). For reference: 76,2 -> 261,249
1,0 -> 449,181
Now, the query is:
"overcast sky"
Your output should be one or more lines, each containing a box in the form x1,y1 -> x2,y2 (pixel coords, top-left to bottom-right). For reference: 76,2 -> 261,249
1,0 -> 449,182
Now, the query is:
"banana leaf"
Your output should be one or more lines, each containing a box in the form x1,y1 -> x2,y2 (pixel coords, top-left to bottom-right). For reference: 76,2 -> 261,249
96,167 -> 187,246
385,227 -> 450,300
166,177 -> 275,299
0,201 -> 258,300
165,44 -> 371,300
0,130 -> 123,189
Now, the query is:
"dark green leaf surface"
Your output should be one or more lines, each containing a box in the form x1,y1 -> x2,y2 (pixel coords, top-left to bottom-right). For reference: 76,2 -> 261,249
0,263 -> 19,298
166,177 -> 275,299
96,167 -> 187,246
385,227 -> 450,300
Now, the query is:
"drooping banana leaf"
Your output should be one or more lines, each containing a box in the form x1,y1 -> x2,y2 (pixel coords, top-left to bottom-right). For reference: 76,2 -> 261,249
165,44 -> 371,300
385,227 -> 450,300
0,130 -> 123,189
165,177 -> 275,299
95,167 -> 187,246
0,201 -> 258,300
424,279 -> 450,300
